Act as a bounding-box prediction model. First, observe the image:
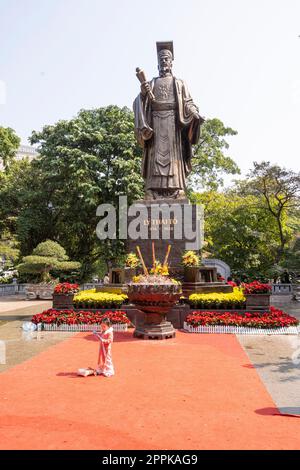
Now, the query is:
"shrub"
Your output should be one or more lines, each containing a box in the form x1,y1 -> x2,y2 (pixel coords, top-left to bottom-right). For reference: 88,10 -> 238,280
17,240 -> 81,283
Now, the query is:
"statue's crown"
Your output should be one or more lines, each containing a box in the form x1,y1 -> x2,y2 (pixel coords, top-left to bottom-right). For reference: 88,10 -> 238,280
156,41 -> 174,60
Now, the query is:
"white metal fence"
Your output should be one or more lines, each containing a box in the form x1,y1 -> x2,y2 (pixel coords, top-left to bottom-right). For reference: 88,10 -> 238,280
183,322 -> 299,335
42,323 -> 128,332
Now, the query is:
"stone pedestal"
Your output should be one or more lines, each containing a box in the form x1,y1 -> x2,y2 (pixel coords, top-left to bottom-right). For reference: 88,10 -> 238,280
126,198 -> 203,268
134,313 -> 176,340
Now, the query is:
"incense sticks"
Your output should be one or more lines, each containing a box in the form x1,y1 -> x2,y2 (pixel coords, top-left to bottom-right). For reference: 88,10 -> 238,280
136,243 -> 171,274
136,246 -> 149,275
163,244 -> 171,267
152,242 -> 156,268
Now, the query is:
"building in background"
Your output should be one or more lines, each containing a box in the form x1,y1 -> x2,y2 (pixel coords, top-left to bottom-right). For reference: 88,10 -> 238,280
15,144 -> 39,161
0,144 -> 39,170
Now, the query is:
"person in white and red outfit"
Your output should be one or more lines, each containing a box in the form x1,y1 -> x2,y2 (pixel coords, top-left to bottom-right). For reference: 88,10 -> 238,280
93,318 -> 115,377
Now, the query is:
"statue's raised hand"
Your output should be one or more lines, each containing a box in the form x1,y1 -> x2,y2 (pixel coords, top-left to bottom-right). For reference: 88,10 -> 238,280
141,82 -> 151,96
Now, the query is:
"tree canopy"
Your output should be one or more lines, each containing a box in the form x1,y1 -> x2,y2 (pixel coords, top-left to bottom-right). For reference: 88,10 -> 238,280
17,240 -> 81,282
192,161 -> 300,280
237,161 -> 300,264
0,126 -> 20,170
190,118 -> 240,190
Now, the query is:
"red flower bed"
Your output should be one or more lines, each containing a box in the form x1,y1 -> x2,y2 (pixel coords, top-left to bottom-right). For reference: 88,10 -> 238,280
32,309 -> 131,325
242,281 -> 272,295
186,307 -> 299,329
54,283 -> 79,295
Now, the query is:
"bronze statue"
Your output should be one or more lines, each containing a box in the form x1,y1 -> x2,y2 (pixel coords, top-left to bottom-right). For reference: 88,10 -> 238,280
133,41 -> 204,200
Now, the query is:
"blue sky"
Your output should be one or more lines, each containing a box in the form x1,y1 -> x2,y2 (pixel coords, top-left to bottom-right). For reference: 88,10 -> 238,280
0,0 -> 299,177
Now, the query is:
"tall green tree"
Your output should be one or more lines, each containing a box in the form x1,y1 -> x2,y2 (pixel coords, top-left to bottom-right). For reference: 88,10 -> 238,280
0,160 -> 32,267
0,159 -> 33,235
192,190 -> 281,279
0,126 -> 20,170
27,106 -> 144,277
238,161 -> 300,264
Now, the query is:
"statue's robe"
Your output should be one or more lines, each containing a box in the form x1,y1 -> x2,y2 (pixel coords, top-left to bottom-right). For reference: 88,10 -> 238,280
133,76 -> 203,194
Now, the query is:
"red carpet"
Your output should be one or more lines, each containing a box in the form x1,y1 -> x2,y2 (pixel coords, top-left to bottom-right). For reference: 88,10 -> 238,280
0,331 -> 299,450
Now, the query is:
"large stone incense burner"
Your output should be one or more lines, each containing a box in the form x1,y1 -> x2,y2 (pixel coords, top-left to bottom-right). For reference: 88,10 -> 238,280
127,244 -> 182,339
128,281 -> 181,339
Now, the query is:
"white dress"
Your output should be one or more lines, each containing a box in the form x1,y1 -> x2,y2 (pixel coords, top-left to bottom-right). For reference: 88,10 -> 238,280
97,327 -> 115,377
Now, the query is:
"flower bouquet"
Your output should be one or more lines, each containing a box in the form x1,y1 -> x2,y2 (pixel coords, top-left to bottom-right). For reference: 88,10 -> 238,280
181,251 -> 200,283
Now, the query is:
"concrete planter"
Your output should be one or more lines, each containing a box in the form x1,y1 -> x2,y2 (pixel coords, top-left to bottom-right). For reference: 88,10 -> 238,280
52,293 -> 74,309
245,293 -> 271,310
25,284 -> 55,300
184,267 -> 199,283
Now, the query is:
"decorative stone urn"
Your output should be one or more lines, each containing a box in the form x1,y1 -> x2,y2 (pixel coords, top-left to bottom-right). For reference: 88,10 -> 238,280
25,284 -> 55,300
127,282 -> 182,339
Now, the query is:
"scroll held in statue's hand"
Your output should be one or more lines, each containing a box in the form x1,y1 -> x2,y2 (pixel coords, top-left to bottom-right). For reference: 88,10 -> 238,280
136,67 -> 155,101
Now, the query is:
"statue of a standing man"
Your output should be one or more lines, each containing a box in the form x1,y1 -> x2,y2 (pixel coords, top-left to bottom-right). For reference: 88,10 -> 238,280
133,41 -> 204,200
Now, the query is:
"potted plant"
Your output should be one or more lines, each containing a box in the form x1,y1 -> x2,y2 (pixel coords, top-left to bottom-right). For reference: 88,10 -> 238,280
243,281 -> 272,310
182,251 -> 200,283
124,252 -> 141,282
53,283 -> 80,309
127,244 -> 182,339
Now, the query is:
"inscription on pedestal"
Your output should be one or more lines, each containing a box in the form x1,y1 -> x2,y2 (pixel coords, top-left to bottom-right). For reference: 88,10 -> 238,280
127,199 -> 203,268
